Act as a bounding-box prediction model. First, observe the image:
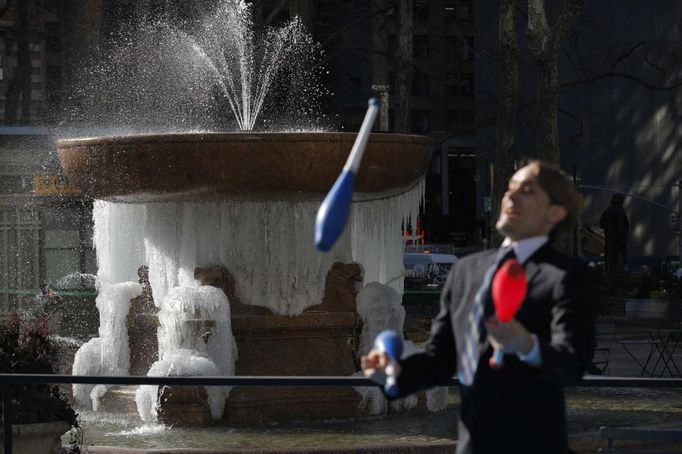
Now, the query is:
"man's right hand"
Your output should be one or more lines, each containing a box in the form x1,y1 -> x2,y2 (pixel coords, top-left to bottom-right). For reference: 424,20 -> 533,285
361,349 -> 391,378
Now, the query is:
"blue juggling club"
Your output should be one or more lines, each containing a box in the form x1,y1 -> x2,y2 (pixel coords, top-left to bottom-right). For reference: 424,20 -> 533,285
372,329 -> 403,398
314,97 -> 380,251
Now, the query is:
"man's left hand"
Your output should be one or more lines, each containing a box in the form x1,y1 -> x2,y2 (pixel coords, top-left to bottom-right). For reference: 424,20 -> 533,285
485,318 -> 534,355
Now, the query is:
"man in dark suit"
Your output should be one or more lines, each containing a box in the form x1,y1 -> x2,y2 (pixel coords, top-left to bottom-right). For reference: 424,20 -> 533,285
362,160 -> 595,454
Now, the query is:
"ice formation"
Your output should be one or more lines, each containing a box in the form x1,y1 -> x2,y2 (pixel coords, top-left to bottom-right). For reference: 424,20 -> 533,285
136,285 -> 236,420
77,181 -> 425,419
93,182 -> 422,315
354,279 -> 448,414
72,281 -> 142,408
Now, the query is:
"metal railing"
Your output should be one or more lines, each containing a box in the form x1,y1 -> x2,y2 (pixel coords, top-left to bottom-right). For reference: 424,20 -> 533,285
1,373 -> 682,454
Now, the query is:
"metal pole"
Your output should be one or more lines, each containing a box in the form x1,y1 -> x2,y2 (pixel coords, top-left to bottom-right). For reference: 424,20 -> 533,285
2,384 -> 12,454
678,179 -> 682,269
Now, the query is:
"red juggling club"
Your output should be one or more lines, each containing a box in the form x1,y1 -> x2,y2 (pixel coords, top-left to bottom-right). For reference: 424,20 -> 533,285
489,258 -> 528,368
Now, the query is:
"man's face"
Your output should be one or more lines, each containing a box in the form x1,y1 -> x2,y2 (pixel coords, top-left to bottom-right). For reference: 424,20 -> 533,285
495,163 -> 567,241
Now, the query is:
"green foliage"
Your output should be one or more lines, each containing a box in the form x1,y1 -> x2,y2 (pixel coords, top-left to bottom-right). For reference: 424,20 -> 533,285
0,313 -> 79,428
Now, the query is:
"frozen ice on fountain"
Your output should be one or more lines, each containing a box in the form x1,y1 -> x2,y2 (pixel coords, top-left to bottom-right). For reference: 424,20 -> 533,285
135,285 -> 236,420
352,180 -> 424,294
136,353 -> 225,421
93,181 -> 423,316
82,175 -> 427,418
93,201 -> 146,284
354,275 -> 447,414
356,283 -> 405,356
72,281 -> 142,409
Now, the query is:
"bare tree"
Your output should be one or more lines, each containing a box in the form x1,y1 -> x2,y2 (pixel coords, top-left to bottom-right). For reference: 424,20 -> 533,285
527,0 -> 583,164
394,0 -> 413,133
493,0 -> 520,238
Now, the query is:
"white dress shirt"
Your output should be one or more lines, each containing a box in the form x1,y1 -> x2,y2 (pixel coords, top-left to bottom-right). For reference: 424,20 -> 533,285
499,235 -> 548,366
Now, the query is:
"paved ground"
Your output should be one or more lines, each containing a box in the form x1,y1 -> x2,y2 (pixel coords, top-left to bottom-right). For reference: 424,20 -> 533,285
568,312 -> 682,453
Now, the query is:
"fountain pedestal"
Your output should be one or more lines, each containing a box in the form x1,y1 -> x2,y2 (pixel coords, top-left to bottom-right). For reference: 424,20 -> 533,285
225,312 -> 362,423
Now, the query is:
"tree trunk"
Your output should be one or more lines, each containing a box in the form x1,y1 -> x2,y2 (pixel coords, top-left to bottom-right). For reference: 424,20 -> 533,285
6,0 -> 31,124
395,0 -> 413,133
527,0 -> 583,165
493,0 -> 519,242
536,57 -> 559,163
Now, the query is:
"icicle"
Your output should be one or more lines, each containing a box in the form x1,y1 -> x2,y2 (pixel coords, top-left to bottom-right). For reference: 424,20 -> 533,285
351,181 -> 424,294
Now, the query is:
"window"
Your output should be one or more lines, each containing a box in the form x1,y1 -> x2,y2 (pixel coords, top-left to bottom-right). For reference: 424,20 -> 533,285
45,21 -> 61,53
412,72 -> 429,96
463,36 -> 474,60
445,0 -> 456,22
0,176 -> 24,194
446,73 -> 457,96
460,109 -> 475,125
446,37 -> 460,61
387,34 -> 397,55
458,0 -> 472,23
411,110 -> 431,133
0,207 -> 41,310
46,66 -> 61,105
415,0 -> 429,21
457,73 -> 474,96
447,110 -> 458,130
414,35 -> 430,59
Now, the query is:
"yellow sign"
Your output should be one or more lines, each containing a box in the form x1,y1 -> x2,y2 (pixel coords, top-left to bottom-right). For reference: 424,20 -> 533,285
33,176 -> 81,196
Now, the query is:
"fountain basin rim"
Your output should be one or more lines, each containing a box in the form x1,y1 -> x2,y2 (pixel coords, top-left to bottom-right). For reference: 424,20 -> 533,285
57,131 -> 432,147
57,132 -> 432,202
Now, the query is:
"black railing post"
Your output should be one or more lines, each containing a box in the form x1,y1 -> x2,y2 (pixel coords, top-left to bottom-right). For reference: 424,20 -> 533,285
2,384 -> 12,454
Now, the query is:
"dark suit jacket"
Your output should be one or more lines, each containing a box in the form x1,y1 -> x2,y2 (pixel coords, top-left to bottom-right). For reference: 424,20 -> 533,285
396,244 -> 595,454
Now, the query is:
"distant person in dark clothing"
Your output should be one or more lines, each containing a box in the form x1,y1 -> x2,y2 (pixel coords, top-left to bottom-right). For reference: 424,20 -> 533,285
599,193 -> 629,283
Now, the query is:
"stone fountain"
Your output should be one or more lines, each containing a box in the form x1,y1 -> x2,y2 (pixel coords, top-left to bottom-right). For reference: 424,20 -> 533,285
60,132 -> 433,425
60,0 -> 441,427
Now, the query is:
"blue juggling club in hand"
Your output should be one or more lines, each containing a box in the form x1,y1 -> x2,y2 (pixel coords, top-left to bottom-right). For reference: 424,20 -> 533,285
372,329 -> 403,398
314,97 -> 380,251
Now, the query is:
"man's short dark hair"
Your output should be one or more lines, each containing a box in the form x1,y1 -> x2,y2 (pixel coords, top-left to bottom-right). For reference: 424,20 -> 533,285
528,160 -> 579,239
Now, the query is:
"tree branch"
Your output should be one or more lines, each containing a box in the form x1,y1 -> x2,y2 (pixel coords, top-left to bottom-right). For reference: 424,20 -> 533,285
610,40 -> 645,71
320,5 -> 393,48
561,72 -> 681,91
558,107 -> 584,149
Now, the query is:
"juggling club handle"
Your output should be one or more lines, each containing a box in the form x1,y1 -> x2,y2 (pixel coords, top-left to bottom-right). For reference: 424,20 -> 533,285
489,349 -> 504,369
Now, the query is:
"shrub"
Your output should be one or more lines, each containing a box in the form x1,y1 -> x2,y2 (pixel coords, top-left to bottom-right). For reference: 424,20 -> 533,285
0,313 -> 79,427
